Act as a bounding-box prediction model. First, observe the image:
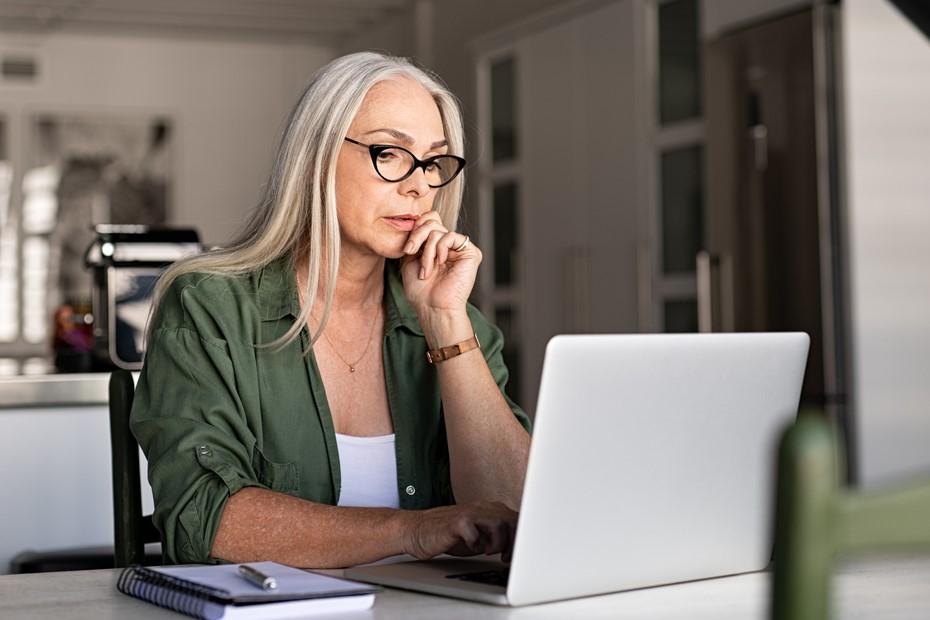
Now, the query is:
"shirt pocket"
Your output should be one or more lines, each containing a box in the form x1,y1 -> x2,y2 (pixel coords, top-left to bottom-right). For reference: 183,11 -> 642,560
251,446 -> 300,494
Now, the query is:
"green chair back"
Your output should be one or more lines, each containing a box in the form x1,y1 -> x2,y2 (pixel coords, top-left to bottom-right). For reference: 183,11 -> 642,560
771,415 -> 930,619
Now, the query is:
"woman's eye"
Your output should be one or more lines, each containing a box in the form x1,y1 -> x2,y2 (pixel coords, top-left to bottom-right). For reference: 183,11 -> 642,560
377,151 -> 398,161
425,161 -> 441,172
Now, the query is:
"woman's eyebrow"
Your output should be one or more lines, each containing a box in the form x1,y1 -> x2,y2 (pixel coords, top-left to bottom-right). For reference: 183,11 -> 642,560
363,128 -> 447,149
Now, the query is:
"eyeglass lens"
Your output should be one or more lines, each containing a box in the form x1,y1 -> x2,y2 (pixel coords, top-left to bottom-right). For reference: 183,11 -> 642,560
375,148 -> 461,186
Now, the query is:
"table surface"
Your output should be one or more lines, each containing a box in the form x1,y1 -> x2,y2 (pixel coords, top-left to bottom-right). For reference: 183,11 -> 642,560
2,556 -> 930,619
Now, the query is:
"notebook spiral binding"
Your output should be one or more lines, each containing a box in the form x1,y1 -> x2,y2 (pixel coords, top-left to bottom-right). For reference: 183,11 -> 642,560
117,565 -> 230,619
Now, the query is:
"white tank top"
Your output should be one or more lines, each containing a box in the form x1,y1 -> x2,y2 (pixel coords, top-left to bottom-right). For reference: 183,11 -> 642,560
334,433 -> 400,509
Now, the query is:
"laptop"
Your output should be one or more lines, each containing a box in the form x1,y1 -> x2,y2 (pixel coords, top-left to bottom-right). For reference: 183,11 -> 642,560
346,332 -> 810,606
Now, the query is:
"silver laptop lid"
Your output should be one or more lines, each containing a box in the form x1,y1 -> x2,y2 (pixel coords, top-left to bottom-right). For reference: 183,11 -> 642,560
506,332 -> 809,606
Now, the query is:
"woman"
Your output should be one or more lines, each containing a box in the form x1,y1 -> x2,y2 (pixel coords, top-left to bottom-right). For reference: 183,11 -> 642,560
131,52 -> 531,568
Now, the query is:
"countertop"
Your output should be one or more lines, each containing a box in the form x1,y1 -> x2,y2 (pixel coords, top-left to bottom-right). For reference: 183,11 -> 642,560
0,372 -> 116,408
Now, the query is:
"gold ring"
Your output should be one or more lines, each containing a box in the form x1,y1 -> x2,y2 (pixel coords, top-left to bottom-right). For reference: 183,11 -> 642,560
453,235 -> 470,252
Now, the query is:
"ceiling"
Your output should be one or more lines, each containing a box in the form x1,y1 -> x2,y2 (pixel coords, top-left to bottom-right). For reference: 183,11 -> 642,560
0,0 -> 412,44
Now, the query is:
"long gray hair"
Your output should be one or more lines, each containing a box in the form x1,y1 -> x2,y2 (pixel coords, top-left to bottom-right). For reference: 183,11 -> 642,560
151,51 -> 465,349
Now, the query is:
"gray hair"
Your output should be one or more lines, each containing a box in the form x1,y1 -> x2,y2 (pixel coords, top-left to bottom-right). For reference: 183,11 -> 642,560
151,51 -> 465,349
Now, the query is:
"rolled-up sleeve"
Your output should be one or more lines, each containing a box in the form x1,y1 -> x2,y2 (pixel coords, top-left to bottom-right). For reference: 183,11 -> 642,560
130,279 -> 265,564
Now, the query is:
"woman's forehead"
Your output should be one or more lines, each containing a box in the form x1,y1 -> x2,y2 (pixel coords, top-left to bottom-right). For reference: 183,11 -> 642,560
351,78 -> 445,142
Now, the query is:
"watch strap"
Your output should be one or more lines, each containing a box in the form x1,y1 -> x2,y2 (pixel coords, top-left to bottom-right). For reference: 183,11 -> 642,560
426,334 -> 481,364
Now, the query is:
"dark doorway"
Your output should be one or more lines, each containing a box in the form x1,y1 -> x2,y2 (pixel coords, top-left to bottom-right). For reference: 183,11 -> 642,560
704,6 -> 853,479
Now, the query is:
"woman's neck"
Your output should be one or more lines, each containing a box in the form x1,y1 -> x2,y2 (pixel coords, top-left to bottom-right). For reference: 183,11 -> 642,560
297,246 -> 385,314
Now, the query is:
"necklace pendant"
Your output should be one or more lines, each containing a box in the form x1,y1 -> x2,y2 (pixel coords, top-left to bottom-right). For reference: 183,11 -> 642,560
349,365 -> 356,373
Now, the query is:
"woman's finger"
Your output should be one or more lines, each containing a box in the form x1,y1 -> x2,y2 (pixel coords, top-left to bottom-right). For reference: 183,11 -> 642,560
435,231 -> 464,269
404,220 -> 445,256
403,212 -> 445,255
420,229 -> 446,279
457,521 -> 482,554
483,520 -> 507,556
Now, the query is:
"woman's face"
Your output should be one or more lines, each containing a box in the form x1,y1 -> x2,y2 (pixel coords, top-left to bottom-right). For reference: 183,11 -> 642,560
335,77 -> 449,260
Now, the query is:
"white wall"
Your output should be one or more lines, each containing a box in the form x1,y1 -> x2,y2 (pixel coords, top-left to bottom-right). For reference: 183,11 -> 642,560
2,33 -> 333,246
339,7 -> 416,59
843,0 -> 930,485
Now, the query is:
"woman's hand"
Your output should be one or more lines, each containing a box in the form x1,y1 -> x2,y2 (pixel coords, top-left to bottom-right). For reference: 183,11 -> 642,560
400,501 -> 518,562
400,211 -> 481,316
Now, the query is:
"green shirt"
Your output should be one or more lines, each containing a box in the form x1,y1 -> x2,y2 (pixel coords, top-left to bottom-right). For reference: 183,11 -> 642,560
130,255 -> 529,564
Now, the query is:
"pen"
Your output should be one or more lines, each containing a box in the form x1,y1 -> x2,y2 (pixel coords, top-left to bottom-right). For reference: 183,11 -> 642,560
238,564 -> 277,590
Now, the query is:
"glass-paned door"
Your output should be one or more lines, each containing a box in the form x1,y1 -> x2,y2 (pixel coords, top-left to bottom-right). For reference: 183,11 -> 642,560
655,0 -> 705,333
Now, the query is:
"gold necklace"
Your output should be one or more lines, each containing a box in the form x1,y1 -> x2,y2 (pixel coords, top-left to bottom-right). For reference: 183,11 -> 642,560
297,270 -> 381,373
317,306 -> 380,373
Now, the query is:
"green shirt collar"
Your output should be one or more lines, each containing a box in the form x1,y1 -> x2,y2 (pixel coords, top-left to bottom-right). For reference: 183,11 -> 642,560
256,254 -> 423,336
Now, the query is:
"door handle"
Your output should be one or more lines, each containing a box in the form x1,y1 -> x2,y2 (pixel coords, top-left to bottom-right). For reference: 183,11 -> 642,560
751,124 -> 768,172
697,251 -> 735,333
697,251 -> 719,333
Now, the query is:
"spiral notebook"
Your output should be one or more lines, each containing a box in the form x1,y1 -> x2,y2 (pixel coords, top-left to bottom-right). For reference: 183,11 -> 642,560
117,561 -> 377,619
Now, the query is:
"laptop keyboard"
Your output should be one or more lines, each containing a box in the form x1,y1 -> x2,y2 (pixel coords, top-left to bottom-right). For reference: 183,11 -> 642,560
445,568 -> 510,588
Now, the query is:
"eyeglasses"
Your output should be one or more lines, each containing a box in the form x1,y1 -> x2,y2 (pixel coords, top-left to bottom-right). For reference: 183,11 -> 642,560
344,137 -> 466,188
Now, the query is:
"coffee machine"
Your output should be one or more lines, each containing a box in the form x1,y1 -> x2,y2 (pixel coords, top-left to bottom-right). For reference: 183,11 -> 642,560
84,225 -> 201,370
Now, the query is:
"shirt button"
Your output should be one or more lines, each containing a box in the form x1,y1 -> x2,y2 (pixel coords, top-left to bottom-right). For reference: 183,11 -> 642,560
405,485 -> 416,496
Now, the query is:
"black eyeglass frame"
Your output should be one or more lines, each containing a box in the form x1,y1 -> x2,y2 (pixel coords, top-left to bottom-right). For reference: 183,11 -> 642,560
343,137 -> 466,188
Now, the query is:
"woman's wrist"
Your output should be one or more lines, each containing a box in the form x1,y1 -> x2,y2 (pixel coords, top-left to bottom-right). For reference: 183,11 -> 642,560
395,509 -> 425,558
418,309 -> 473,350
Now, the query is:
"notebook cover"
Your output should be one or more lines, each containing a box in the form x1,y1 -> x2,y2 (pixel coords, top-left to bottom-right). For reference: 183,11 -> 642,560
149,562 -> 378,605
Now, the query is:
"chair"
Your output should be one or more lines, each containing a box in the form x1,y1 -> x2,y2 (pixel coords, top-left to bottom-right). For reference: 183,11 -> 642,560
771,414 -> 930,620
109,369 -> 161,567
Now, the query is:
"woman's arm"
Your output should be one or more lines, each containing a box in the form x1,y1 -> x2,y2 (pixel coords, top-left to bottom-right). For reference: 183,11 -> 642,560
399,212 -> 531,510
212,487 -> 518,567
420,311 -> 531,510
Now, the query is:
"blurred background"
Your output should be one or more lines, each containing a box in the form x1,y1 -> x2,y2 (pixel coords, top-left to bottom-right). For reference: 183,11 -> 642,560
0,0 -> 929,571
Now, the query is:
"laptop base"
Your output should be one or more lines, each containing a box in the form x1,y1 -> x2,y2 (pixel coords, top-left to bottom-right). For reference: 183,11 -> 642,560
346,558 -> 510,605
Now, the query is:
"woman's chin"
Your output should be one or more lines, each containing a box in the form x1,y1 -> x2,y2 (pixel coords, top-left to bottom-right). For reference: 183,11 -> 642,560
342,237 -> 405,261
376,240 -> 408,260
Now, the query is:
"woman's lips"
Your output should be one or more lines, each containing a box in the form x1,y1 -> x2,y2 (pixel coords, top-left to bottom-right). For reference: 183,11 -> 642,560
383,216 -> 417,232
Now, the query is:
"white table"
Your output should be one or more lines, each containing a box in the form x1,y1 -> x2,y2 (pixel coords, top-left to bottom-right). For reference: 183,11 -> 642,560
2,556 -> 929,619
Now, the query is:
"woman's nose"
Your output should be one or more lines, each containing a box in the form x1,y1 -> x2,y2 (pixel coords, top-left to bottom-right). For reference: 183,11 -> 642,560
400,166 -> 431,197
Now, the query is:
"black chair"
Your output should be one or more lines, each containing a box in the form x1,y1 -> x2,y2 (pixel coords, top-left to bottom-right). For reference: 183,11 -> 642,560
109,369 -> 161,567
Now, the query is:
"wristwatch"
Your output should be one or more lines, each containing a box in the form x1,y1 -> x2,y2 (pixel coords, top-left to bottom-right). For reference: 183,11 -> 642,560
426,334 -> 481,364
